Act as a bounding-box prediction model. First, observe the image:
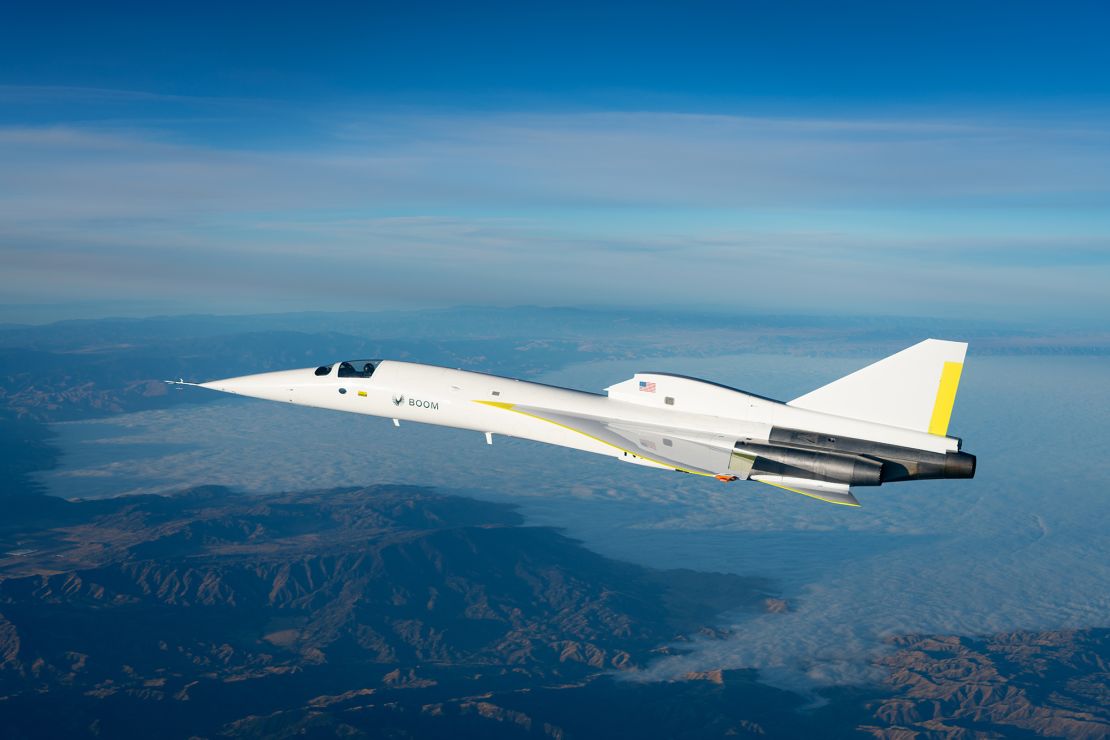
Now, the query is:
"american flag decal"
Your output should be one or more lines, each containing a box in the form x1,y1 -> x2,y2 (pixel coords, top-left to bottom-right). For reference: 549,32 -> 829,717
639,380 -> 656,393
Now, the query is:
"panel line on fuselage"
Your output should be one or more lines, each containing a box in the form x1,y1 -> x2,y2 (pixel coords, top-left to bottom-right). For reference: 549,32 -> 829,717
472,400 -> 716,478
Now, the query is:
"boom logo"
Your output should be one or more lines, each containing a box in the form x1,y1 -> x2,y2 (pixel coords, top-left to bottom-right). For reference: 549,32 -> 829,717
192,338 -> 974,508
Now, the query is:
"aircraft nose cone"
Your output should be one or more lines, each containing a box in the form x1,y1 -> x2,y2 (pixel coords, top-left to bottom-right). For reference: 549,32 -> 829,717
199,376 -> 252,394
199,369 -> 312,398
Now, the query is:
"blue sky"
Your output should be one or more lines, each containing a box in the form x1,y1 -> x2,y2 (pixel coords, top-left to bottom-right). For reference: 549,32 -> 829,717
2,1 -> 1109,324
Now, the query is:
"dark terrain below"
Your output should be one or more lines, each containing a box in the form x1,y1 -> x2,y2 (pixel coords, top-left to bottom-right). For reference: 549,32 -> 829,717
0,485 -> 1106,739
0,310 -> 1107,738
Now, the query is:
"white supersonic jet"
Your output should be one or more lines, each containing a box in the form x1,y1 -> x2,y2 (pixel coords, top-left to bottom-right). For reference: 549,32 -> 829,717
177,339 -> 976,507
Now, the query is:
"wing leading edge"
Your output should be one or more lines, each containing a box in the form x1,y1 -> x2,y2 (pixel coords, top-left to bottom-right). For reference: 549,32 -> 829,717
474,401 -> 862,507
475,400 -> 728,476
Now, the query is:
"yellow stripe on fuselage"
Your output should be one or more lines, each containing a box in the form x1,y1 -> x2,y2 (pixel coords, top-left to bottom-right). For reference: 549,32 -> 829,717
756,480 -> 860,507
473,399 -> 715,477
928,361 -> 963,436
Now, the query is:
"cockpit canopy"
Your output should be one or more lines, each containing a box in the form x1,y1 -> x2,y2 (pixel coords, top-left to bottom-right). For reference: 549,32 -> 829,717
339,360 -> 376,378
314,359 -> 378,378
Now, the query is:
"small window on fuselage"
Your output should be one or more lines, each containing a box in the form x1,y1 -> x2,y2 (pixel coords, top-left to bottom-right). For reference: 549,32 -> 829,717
315,365 -> 333,376
337,360 -> 376,378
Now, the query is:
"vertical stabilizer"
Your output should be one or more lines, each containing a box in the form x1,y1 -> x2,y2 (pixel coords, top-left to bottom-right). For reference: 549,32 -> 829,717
787,339 -> 967,435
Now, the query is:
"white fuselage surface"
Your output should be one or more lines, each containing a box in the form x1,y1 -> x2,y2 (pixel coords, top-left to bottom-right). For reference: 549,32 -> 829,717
193,341 -> 977,507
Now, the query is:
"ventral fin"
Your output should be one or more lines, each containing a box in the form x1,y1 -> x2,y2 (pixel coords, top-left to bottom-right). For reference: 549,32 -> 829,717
751,475 -> 861,507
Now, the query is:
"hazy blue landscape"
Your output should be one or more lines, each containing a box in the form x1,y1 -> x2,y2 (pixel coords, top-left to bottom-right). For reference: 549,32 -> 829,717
31,329 -> 1110,695
4,3 -> 1110,736
0,308 -> 1107,737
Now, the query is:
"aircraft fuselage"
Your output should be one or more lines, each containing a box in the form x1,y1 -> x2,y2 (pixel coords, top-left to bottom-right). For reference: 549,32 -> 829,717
194,354 -> 975,506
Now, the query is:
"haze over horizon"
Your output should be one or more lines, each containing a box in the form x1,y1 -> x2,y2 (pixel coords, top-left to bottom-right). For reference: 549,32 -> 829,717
3,2 -> 1109,325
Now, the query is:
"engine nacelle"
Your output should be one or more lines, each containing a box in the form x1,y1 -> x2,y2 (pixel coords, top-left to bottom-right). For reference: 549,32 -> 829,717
734,441 -> 883,487
759,428 -> 978,484
880,450 -> 977,482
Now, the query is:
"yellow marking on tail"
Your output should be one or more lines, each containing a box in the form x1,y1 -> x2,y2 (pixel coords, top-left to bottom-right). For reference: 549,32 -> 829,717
928,361 -> 963,436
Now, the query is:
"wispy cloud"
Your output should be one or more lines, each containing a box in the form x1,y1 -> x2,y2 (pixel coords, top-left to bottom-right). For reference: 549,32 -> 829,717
1,102 -> 1108,319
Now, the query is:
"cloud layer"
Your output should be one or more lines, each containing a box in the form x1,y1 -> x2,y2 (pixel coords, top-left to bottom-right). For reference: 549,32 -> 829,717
3,98 -> 1109,320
